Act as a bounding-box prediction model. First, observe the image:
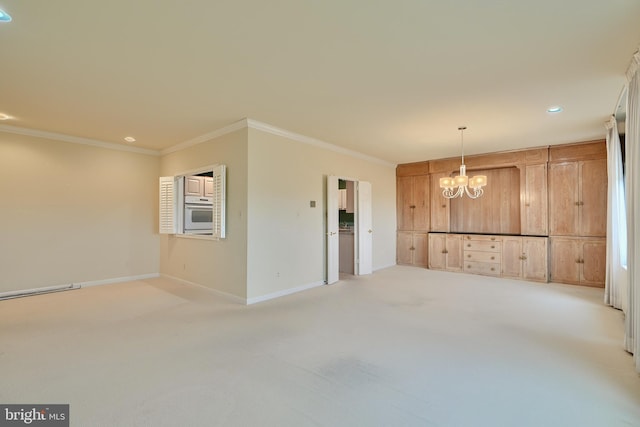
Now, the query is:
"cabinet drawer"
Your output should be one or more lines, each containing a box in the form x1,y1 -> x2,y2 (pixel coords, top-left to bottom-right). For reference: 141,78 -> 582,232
464,250 -> 499,263
464,261 -> 501,276
464,241 -> 501,252
464,235 -> 500,242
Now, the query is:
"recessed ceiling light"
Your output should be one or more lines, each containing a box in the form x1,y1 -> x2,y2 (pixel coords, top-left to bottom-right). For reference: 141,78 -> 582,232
0,9 -> 12,22
547,106 -> 563,113
0,113 -> 12,120
124,136 -> 136,143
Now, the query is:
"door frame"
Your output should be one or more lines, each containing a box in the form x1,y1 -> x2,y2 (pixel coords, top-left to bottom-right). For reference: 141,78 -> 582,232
326,176 -> 372,284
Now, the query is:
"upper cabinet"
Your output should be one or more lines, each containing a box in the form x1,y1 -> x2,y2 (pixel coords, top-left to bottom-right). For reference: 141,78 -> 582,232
185,176 -> 205,197
204,177 -> 214,198
549,142 -> 607,237
429,172 -> 449,232
185,175 -> 215,198
396,163 -> 430,232
521,163 -> 548,236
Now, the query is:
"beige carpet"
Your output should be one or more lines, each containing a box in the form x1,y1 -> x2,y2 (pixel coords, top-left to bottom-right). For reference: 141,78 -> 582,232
1,266 -> 639,426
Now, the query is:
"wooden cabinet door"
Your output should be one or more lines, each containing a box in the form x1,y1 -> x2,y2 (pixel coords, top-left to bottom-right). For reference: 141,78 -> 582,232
549,162 -> 579,236
397,175 -> 429,232
412,175 -> 430,231
550,238 -> 580,284
413,233 -> 429,267
579,159 -> 607,237
430,173 -> 450,232
522,163 -> 548,236
581,239 -> 606,286
397,232 -> 414,265
522,237 -> 548,282
445,234 -> 463,271
428,233 -> 446,270
397,176 -> 415,231
502,236 -> 523,278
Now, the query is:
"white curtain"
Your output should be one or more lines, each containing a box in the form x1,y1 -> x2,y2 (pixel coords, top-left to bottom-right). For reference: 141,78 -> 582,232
605,116 -> 628,312
624,47 -> 640,371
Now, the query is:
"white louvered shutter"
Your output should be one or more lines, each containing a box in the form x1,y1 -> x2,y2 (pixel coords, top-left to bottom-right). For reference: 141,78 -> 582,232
212,165 -> 226,239
159,176 -> 177,234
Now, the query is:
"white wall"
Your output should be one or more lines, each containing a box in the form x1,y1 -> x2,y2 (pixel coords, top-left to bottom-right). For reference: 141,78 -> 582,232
159,129 -> 248,299
246,127 -> 397,300
0,132 -> 160,293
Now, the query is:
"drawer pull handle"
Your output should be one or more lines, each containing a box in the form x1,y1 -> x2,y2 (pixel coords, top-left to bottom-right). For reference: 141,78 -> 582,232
467,265 -> 471,268
441,204 -> 446,208
491,267 -> 495,271
468,254 -> 471,258
467,244 -> 471,247
491,245 -> 495,249
491,237 -> 496,241
491,256 -> 495,260
410,247 -> 415,251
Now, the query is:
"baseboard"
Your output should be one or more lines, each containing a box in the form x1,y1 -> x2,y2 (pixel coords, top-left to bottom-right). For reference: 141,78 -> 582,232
246,280 -> 325,305
0,273 -> 161,300
160,274 -> 246,305
374,263 -> 397,272
77,273 -> 160,288
0,283 -> 80,300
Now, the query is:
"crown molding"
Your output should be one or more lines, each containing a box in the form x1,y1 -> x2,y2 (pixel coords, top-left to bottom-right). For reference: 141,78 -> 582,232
0,124 -> 160,156
246,119 -> 396,167
160,119 -> 248,155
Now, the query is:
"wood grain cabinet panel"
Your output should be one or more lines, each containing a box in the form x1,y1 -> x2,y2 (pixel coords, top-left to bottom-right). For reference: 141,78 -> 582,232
502,236 -> 548,282
428,233 -> 462,271
549,237 -> 605,287
429,173 -> 450,232
463,235 -> 501,277
397,175 -> 430,232
522,163 -> 548,236
549,159 -> 607,237
397,232 -> 429,267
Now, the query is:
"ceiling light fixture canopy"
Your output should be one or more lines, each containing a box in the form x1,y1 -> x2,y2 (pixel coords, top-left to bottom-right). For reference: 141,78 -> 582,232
439,126 -> 487,199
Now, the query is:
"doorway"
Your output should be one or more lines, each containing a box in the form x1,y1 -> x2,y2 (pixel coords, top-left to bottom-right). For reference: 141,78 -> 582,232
338,179 -> 356,276
326,176 -> 372,284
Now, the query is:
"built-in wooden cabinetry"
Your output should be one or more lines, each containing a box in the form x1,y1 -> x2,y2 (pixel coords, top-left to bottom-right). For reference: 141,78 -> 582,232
429,233 -> 548,282
397,175 -> 429,231
549,237 -> 606,286
547,142 -> 607,287
522,163 -> 548,236
398,231 -> 429,267
397,162 -> 430,267
429,172 -> 450,232
502,236 -> 548,282
549,160 -> 607,236
397,140 -> 606,287
428,233 -> 462,271
462,234 -> 502,276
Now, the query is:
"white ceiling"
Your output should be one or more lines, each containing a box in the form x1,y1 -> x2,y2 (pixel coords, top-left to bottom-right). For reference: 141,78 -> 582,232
0,1 -> 638,164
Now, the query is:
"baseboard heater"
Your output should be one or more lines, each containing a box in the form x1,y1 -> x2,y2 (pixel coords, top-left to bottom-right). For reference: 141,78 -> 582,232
0,284 -> 80,301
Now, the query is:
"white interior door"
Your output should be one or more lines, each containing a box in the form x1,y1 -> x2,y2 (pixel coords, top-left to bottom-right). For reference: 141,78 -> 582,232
357,181 -> 373,275
326,176 -> 340,284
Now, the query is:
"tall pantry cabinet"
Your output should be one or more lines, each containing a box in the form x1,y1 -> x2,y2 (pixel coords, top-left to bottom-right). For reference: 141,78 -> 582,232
548,142 -> 607,286
396,163 -> 430,267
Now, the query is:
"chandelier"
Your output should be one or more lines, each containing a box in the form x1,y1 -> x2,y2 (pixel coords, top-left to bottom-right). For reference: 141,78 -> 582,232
439,126 -> 487,199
